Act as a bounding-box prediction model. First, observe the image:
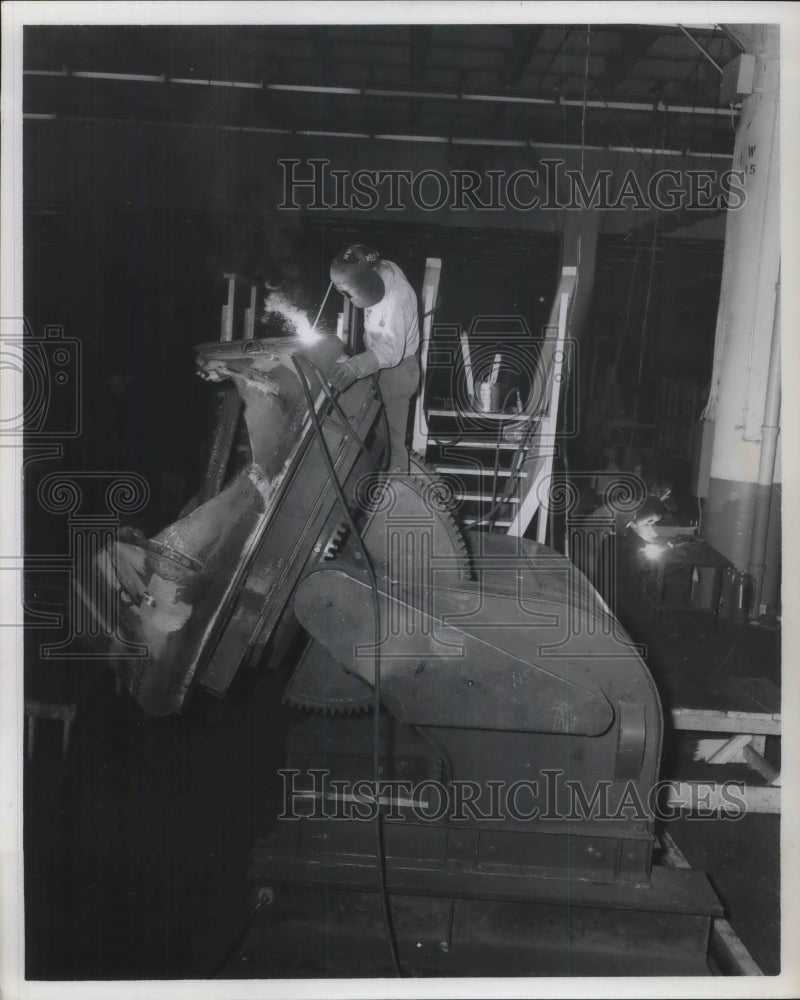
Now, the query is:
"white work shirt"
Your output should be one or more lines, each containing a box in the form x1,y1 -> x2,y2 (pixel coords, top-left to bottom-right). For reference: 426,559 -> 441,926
363,260 -> 420,369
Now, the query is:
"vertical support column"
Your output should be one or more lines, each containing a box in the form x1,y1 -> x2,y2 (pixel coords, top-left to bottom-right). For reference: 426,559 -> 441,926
701,26 -> 780,608
562,208 -> 599,346
747,279 -> 781,613
534,283 -> 571,545
243,283 -> 257,342
221,273 -> 237,342
507,269 -> 575,541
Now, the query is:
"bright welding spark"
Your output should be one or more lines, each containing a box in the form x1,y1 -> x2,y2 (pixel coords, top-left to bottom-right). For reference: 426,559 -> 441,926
264,291 -> 321,343
642,542 -> 665,561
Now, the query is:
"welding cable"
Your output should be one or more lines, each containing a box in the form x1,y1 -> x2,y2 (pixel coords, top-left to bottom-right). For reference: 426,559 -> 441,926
295,351 -> 391,471
299,358 -> 375,461
291,354 -> 403,977
208,891 -> 273,977
486,387 -> 524,531
302,361 -> 441,783
468,389 -> 534,531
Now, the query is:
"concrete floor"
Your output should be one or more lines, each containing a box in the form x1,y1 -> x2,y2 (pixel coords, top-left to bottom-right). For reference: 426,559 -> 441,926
23,542 -> 781,980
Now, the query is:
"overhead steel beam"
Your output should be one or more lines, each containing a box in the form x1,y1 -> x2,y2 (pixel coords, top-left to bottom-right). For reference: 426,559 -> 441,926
22,112 -> 735,159
265,82 -> 736,117
23,70 -> 737,117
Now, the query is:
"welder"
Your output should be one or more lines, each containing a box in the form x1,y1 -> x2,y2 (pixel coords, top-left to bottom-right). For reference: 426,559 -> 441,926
328,244 -> 420,471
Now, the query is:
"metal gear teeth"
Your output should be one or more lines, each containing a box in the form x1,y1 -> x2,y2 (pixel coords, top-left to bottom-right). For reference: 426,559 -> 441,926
283,693 -> 373,715
320,521 -> 349,561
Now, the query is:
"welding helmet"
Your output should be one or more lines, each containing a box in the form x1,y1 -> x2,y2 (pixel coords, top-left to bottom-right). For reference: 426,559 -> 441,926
330,244 -> 384,308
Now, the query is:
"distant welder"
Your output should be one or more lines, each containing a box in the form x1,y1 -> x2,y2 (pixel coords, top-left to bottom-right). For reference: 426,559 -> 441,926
328,244 -> 420,472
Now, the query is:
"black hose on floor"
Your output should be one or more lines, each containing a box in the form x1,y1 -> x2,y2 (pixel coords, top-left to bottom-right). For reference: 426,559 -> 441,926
291,354 -> 403,978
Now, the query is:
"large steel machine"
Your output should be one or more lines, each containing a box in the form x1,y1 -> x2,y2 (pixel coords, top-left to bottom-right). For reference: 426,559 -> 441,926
80,333 -> 722,977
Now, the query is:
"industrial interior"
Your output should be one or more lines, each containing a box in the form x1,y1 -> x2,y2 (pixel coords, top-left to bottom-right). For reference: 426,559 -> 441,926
18,20 -> 782,982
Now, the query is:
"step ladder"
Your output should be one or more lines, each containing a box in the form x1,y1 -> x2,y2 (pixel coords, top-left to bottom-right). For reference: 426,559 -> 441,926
413,264 -> 578,543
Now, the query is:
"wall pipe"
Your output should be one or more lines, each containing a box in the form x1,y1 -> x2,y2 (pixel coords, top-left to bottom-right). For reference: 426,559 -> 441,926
746,273 -> 781,615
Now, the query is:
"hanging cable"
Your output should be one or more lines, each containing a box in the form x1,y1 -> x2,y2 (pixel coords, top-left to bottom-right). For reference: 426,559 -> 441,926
296,359 -> 375,460
291,354 -> 403,977
486,398 -> 508,531
627,219 -> 659,455
627,115 -> 666,457
559,24 -> 592,551
586,77 -> 656,179
588,233 -> 641,461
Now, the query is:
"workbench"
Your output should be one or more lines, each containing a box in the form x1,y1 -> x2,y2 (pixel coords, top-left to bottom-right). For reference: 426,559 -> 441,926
641,536 -> 732,627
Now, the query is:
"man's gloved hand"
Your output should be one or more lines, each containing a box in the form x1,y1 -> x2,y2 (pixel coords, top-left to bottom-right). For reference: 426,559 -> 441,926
329,350 -> 382,391
329,358 -> 359,392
